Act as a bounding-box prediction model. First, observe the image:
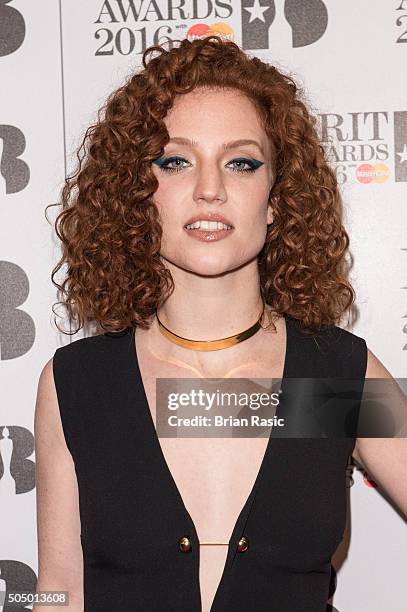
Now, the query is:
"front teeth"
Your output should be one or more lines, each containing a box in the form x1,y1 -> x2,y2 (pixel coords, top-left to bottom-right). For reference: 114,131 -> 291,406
185,220 -> 233,230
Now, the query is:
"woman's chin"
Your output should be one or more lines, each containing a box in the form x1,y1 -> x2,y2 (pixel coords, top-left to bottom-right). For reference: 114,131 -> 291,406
186,261 -> 233,277
171,256 -> 235,277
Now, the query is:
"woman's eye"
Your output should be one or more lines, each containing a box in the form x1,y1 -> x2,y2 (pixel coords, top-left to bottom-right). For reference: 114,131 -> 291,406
153,156 -> 189,173
227,158 -> 264,173
153,156 -> 264,174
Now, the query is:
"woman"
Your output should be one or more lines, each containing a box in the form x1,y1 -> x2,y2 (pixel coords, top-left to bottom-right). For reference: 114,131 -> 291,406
34,36 -> 407,611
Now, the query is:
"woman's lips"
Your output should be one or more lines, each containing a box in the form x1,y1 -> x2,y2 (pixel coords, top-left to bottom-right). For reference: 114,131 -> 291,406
183,227 -> 235,242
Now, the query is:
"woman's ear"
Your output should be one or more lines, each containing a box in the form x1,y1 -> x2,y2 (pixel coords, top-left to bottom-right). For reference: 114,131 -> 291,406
267,206 -> 273,226
267,196 -> 277,225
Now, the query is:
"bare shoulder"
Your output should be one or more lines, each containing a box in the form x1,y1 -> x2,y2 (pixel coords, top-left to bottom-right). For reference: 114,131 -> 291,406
353,347 -> 401,468
365,347 -> 393,379
353,347 -> 391,463
351,347 -> 407,515
34,358 -> 84,604
35,358 -> 66,444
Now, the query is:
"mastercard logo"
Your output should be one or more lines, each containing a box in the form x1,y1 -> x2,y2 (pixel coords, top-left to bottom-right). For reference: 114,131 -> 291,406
356,163 -> 390,184
186,22 -> 234,43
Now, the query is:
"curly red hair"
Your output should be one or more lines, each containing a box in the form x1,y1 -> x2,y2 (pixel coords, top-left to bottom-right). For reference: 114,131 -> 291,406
48,35 -> 355,335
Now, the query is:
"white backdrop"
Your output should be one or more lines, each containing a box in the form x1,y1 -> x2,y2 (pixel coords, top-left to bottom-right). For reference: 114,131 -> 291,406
0,1 -> 406,610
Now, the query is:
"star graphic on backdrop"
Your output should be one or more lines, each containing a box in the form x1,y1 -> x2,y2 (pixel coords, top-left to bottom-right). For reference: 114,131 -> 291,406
243,0 -> 270,24
396,143 -> 407,163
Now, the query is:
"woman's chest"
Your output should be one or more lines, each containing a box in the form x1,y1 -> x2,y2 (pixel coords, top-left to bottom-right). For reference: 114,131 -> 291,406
77,328 -> 354,586
141,359 -> 279,543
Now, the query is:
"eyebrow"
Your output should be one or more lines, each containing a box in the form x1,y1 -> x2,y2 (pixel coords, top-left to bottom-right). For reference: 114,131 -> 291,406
167,137 -> 265,156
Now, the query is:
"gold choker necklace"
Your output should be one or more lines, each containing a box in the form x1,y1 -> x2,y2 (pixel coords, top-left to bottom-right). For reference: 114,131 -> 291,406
156,301 -> 265,351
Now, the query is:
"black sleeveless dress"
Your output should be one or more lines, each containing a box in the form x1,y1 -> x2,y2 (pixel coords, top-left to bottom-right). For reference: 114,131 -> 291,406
52,314 -> 367,611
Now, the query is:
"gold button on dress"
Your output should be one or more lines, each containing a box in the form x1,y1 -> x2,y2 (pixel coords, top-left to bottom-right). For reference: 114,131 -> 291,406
179,536 -> 192,553
237,536 -> 249,553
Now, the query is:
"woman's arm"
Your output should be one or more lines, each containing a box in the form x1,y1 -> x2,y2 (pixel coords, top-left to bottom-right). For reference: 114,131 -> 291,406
33,359 -> 84,611
352,349 -> 407,517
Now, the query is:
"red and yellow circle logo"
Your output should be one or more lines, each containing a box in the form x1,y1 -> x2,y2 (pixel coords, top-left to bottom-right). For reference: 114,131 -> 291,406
186,23 -> 234,43
356,163 -> 390,184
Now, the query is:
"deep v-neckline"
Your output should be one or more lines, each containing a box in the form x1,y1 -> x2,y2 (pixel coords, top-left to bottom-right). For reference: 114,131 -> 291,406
130,313 -> 292,611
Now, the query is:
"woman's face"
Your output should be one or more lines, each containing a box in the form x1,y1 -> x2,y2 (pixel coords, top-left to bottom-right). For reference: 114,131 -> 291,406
151,87 -> 275,276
